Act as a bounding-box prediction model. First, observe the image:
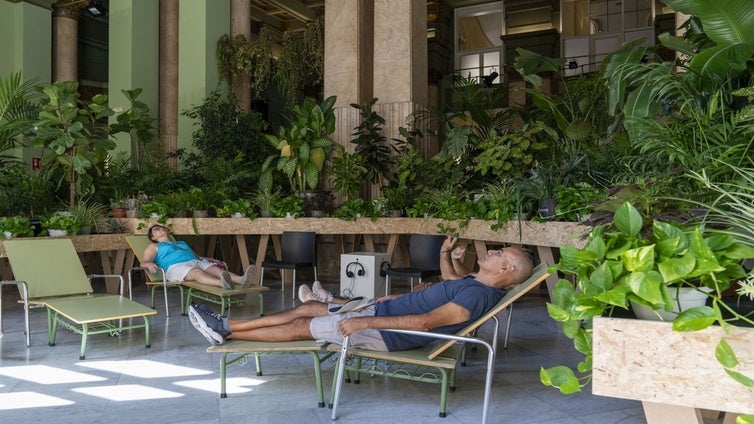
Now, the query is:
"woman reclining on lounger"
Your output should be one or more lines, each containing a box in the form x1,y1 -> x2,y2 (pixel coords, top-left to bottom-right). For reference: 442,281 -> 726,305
141,224 -> 254,289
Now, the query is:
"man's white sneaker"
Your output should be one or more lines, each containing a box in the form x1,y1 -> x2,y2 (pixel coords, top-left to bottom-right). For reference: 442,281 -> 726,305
298,284 -> 322,303
312,280 -> 332,302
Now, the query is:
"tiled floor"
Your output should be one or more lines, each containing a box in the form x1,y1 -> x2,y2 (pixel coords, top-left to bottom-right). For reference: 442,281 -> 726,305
0,279 -> 650,423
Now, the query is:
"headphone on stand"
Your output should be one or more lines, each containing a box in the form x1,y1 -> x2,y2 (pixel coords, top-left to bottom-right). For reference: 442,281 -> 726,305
345,261 -> 366,278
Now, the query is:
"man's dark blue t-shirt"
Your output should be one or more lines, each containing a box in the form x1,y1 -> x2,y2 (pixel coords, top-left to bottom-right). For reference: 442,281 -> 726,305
374,276 -> 505,351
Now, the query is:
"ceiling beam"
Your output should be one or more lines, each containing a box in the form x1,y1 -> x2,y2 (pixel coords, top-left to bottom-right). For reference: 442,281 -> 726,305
268,0 -> 316,22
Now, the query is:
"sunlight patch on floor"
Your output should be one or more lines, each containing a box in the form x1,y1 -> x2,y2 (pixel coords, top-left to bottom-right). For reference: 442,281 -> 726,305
0,391 -> 74,409
72,384 -> 184,401
76,360 -> 212,378
0,365 -> 106,384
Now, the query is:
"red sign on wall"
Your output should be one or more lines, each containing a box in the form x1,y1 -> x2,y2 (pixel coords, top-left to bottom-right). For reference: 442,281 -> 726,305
32,157 -> 40,170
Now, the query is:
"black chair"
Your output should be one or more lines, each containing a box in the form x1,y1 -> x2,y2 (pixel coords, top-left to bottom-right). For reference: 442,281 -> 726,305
260,231 -> 318,300
384,234 -> 445,295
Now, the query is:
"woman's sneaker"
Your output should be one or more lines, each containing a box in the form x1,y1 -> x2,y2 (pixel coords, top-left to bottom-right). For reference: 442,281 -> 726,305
220,271 -> 233,289
240,266 -> 256,288
188,303 -> 230,345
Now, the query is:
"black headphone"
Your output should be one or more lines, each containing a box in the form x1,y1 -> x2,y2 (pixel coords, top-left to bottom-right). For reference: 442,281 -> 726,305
379,260 -> 391,277
345,261 -> 366,278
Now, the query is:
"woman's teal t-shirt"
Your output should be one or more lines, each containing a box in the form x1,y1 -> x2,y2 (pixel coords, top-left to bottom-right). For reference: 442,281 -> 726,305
154,241 -> 198,269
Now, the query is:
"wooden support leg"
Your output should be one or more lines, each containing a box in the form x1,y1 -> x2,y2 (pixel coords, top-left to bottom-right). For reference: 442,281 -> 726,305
642,401 -> 703,424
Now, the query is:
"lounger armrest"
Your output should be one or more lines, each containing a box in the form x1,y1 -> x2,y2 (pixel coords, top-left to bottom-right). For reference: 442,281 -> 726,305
0,280 -> 29,301
88,274 -> 126,297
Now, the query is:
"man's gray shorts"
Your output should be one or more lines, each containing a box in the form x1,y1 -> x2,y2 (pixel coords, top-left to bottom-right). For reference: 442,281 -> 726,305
309,305 -> 388,350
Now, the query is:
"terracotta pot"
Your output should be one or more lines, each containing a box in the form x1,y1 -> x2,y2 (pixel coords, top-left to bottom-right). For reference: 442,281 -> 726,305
112,208 -> 127,218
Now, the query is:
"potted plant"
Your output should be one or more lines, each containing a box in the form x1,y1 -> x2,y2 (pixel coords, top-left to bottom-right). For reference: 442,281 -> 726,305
554,182 -> 603,222
270,194 -> 303,218
259,96 -> 337,194
540,202 -> 754,394
252,188 -> 281,217
140,197 -> 171,222
186,187 -> 210,218
0,216 -> 35,239
67,199 -> 108,234
216,198 -> 255,218
41,213 -> 82,237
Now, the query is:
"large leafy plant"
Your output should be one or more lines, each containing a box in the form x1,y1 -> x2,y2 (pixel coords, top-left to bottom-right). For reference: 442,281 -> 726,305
32,81 -> 116,206
0,71 -> 40,165
601,0 -> 754,187
260,96 -> 336,191
541,202 -> 754,394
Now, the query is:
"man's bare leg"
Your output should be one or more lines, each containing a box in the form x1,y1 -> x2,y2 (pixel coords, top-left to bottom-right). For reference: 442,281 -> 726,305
228,317 -> 314,342
228,301 -> 329,332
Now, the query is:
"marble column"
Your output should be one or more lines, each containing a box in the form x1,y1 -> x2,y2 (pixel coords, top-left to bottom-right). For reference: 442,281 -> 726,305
372,0 -> 428,155
159,0 -> 179,168
52,1 -> 86,83
324,0 -> 373,150
230,0 -> 251,112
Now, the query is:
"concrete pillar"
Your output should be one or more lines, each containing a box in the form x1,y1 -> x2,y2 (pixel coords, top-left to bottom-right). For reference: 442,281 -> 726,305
177,0 -> 229,157
372,0 -> 428,153
52,1 -> 86,82
324,0 -> 373,150
109,0 -> 159,156
230,0 -> 251,112
160,0 -> 180,168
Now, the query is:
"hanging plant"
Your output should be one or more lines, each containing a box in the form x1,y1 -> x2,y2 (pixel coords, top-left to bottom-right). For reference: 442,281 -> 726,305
216,26 -> 274,99
276,17 -> 324,105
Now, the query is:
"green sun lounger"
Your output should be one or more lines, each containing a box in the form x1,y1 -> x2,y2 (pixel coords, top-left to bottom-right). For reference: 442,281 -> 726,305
329,262 -> 551,423
3,238 -> 156,359
126,235 -> 268,316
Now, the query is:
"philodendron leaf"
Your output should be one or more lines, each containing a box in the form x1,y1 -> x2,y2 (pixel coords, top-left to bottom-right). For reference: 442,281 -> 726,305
673,306 -> 715,331
626,270 -> 664,305
715,338 -> 738,368
540,366 -> 582,394
658,253 -> 696,283
613,202 -> 642,237
546,302 -> 570,322
623,245 -> 655,272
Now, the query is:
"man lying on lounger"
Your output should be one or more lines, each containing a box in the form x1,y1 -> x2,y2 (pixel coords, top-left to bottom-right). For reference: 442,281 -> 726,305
188,239 -> 533,351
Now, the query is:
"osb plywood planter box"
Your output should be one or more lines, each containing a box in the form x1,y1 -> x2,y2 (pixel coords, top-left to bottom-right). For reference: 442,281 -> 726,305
592,317 -> 754,423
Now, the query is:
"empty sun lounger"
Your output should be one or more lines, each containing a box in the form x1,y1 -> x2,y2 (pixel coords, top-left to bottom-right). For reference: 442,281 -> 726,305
3,238 -> 157,359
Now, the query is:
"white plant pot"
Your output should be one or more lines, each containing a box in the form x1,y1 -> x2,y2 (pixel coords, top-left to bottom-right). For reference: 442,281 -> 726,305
2,231 -> 15,239
48,229 -> 68,237
631,286 -> 711,321
231,212 -> 245,218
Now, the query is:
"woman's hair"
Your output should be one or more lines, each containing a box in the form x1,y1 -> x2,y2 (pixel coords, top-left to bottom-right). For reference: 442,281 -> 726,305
147,225 -> 164,242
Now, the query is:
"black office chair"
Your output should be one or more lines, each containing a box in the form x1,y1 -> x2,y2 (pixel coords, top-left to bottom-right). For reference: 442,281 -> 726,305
260,231 -> 318,300
384,234 -> 445,295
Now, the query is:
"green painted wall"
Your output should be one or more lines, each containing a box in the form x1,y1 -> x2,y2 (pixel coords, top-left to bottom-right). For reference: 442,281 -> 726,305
108,0 -> 159,154
0,1 -> 51,166
178,0 -> 230,155
0,1 -> 51,83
